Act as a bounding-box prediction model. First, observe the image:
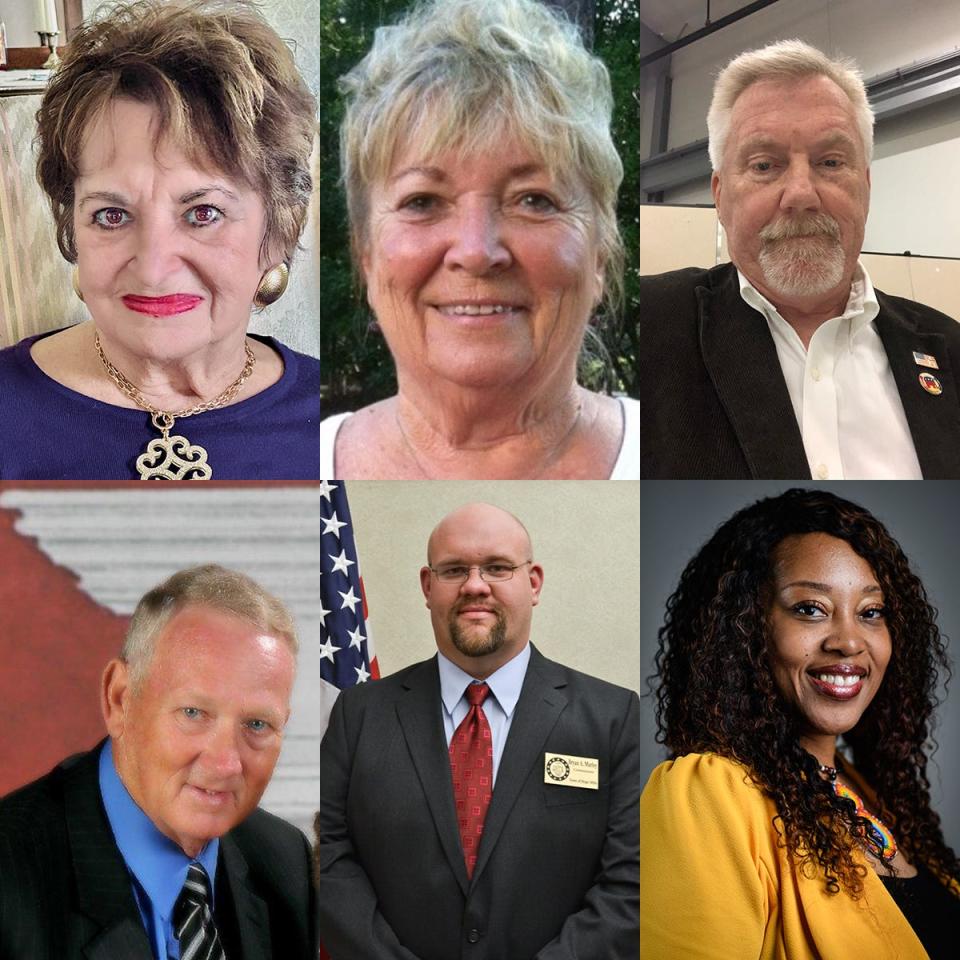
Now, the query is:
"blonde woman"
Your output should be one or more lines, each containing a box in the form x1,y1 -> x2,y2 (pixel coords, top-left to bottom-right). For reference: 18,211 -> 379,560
320,0 -> 637,479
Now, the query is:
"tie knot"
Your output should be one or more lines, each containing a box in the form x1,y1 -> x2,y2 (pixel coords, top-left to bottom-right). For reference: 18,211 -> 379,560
465,682 -> 490,707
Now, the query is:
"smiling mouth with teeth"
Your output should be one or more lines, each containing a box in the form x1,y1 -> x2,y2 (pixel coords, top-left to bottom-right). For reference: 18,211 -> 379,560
190,785 -> 230,799
440,304 -> 519,316
807,669 -> 866,700
811,673 -> 861,686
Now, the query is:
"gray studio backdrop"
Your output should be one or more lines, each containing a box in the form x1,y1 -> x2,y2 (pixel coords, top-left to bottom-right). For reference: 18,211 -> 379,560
640,480 -> 960,855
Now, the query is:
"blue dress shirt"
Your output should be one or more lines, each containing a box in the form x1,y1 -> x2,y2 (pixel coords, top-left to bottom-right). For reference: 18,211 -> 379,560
98,740 -> 220,960
438,642 -> 531,784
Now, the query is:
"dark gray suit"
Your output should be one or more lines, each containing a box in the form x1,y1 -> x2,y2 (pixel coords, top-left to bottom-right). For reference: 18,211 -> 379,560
317,645 -> 641,960
639,262 -> 960,478
0,744 -> 316,959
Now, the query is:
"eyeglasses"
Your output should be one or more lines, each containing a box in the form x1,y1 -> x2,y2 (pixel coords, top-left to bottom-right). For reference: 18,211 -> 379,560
429,561 -> 532,583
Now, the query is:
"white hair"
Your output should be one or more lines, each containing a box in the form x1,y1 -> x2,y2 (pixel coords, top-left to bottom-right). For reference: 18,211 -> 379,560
121,564 -> 298,691
707,39 -> 874,172
339,0 -> 624,311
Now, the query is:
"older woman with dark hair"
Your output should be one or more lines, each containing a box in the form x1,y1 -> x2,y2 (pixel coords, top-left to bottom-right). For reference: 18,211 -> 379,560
320,0 -> 636,479
0,0 -> 318,479
642,489 -> 960,959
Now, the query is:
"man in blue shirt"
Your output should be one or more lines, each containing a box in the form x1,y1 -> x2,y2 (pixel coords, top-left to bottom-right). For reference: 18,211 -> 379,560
0,564 -> 316,959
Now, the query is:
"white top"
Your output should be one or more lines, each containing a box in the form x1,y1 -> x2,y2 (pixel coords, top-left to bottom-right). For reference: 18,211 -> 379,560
319,396 -> 640,480
737,265 -> 922,480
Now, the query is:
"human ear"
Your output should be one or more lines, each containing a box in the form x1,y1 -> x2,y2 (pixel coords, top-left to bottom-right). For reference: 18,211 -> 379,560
101,658 -> 131,739
529,564 -> 544,607
420,566 -> 433,608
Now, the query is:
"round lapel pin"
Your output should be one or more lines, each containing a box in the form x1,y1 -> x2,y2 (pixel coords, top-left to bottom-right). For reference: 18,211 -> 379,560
919,372 -> 943,395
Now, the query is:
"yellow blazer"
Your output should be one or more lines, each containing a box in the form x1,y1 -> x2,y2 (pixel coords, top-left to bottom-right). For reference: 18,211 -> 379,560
641,753 -> 936,960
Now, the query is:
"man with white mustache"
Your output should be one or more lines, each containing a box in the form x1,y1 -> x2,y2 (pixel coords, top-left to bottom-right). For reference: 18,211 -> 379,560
317,502 -> 641,960
640,39 -> 960,479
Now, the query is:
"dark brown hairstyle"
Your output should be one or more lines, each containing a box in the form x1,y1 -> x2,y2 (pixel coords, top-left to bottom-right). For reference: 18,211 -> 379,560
652,488 -> 958,897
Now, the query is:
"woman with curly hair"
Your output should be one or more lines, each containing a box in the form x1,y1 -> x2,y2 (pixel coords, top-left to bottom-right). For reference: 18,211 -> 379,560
641,488 -> 960,959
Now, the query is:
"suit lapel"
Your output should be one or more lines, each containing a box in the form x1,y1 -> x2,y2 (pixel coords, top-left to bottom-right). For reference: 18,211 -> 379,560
875,296 -> 960,477
471,647 -> 568,885
81,922 -> 157,960
219,835 -> 272,960
395,658 -> 471,895
63,748 -> 154,960
699,264 -> 811,478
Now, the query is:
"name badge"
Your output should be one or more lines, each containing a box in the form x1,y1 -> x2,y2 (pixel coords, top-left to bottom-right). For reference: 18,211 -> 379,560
544,752 -> 599,790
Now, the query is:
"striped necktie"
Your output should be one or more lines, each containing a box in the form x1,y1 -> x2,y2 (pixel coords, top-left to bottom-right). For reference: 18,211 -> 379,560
173,862 -> 226,960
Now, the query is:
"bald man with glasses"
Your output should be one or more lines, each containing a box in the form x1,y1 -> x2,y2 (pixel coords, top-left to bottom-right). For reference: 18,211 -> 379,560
317,502 -> 640,960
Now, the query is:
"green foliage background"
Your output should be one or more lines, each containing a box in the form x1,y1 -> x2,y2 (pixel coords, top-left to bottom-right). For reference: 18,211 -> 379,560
318,0 -> 638,413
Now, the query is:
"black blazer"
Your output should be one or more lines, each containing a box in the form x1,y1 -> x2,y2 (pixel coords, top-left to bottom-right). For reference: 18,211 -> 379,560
317,645 -> 641,960
0,744 -> 316,960
639,262 -> 960,478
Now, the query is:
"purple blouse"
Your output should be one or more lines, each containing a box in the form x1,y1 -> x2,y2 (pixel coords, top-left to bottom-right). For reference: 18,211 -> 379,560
0,332 -> 319,479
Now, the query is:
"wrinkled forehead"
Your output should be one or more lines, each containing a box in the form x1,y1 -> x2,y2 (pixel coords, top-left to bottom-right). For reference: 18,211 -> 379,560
140,605 -> 296,697
75,96 -> 239,188
373,97 -> 570,191
727,74 -> 863,156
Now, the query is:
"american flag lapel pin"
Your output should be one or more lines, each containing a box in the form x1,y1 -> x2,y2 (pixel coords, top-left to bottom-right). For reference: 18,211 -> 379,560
913,351 -> 939,370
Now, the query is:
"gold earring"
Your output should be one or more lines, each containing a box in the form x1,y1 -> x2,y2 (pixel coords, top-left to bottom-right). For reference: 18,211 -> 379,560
254,263 -> 289,307
72,267 -> 84,302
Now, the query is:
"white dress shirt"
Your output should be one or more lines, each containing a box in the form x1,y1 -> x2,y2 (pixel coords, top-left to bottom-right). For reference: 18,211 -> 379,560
737,264 -> 922,479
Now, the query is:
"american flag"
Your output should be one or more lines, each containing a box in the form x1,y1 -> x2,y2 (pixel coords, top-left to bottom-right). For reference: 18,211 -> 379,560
318,480 -> 379,733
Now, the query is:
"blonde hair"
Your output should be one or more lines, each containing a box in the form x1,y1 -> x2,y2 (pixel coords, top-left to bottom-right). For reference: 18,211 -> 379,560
707,39 -> 874,172
122,564 -> 297,690
35,0 -> 316,266
339,0 -> 624,311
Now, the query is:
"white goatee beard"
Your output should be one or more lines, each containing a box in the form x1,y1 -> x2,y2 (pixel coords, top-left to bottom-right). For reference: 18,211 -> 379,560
756,213 -> 846,298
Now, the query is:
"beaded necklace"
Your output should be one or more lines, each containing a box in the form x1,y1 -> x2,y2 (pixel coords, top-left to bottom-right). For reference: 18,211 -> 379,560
819,761 -> 898,861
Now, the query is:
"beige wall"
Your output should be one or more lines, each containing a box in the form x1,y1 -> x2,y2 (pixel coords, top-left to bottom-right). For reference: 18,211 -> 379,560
639,205 -> 719,275
347,481 -> 640,696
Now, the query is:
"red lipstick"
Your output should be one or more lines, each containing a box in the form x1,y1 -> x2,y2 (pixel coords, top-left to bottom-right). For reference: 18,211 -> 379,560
122,294 -> 203,317
806,664 -> 867,700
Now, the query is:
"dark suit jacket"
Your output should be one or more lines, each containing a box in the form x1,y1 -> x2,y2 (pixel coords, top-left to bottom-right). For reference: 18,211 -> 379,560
317,645 -> 640,960
639,262 -> 960,478
0,744 -> 316,959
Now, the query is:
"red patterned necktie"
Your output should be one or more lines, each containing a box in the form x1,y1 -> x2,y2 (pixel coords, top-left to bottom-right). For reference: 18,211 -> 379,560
449,681 -> 493,879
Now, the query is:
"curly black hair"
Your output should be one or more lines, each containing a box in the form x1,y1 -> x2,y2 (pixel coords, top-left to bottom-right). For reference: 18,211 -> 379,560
652,488 -> 959,897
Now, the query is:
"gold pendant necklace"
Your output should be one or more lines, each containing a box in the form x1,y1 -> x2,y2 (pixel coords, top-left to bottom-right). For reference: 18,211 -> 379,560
135,411 -> 213,480
94,331 -> 256,480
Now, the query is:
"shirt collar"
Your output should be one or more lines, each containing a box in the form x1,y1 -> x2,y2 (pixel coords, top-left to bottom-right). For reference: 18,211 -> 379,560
737,261 -> 879,342
437,642 -> 531,719
98,739 -> 219,923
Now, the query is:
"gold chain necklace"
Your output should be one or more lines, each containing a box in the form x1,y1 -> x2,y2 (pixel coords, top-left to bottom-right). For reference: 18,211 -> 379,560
95,331 -> 256,480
